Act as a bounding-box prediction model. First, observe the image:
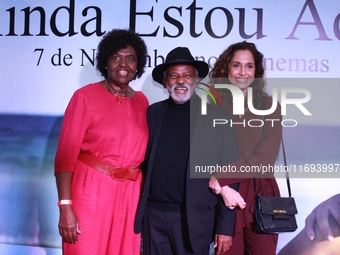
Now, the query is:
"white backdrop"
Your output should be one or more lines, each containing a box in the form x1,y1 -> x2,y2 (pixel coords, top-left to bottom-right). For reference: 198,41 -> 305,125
1,0 -> 340,115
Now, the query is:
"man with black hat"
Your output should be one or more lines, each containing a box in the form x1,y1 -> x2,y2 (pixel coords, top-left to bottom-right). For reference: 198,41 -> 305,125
134,47 -> 243,255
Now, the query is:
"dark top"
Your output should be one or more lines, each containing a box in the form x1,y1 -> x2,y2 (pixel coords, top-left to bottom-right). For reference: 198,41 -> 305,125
217,97 -> 282,233
148,99 -> 190,211
134,94 -> 239,252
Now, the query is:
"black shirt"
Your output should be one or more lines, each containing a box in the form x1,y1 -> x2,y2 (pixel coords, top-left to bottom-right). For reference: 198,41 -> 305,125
148,97 -> 191,212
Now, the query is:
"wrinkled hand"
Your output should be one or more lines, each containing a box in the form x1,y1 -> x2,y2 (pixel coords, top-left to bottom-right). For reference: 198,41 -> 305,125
214,234 -> 232,255
209,176 -> 246,209
305,194 -> 340,241
58,205 -> 81,244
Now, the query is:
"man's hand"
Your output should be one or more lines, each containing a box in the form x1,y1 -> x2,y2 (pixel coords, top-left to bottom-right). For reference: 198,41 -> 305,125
209,176 -> 246,209
214,234 -> 232,255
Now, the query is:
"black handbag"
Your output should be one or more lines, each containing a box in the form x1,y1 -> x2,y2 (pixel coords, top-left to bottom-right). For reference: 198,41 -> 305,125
253,121 -> 298,234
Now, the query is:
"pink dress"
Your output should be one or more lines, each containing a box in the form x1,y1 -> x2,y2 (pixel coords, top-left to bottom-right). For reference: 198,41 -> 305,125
55,82 -> 148,255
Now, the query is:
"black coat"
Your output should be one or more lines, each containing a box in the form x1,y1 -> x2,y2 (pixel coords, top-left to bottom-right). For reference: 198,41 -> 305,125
134,94 -> 239,252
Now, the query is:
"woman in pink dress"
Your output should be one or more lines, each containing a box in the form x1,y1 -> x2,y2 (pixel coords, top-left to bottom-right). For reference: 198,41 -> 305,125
54,29 -> 148,255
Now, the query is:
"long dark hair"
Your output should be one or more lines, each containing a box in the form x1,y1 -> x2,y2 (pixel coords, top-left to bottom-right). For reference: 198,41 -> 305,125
209,41 -> 268,110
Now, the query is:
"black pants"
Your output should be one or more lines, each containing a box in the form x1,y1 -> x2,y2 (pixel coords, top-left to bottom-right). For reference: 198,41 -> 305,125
142,206 -> 210,255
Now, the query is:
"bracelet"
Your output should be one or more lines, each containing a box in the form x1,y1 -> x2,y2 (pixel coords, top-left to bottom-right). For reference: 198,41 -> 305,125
58,200 -> 73,206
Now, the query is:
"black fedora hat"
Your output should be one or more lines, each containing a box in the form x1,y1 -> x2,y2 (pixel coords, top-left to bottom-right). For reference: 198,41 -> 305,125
152,47 -> 209,85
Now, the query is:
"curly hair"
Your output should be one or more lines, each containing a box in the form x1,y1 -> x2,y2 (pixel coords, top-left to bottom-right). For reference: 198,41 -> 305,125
209,41 -> 268,110
96,29 -> 147,79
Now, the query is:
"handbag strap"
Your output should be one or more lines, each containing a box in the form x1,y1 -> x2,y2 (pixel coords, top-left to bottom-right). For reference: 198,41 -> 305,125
281,139 -> 292,197
253,116 -> 292,197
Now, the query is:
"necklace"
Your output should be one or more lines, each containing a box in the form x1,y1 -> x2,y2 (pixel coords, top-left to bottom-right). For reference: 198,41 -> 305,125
105,79 -> 130,103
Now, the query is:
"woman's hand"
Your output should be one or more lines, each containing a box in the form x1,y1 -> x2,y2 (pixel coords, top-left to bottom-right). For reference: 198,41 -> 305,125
209,176 -> 246,209
58,205 -> 81,244
209,176 -> 222,195
56,172 -> 80,243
